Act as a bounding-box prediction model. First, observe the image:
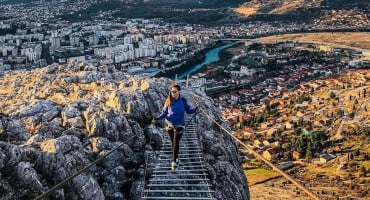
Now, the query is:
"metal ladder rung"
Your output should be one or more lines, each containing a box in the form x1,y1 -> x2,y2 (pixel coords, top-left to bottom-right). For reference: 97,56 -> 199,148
159,157 -> 204,161
157,161 -> 205,165
155,166 -> 206,169
142,197 -> 216,200
160,153 -> 202,157
163,141 -> 198,143
160,150 -> 202,153
176,141 -> 199,143
151,173 -> 207,177
161,147 -> 200,149
144,190 -> 214,193
181,138 -> 198,140
177,161 -> 205,164
149,178 -> 210,182
155,166 -> 205,170
147,183 -> 212,187
162,145 -> 199,147
154,169 -> 207,173
160,153 -> 203,157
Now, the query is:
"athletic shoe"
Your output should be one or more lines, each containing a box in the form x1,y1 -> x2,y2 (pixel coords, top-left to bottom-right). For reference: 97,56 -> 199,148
171,161 -> 176,170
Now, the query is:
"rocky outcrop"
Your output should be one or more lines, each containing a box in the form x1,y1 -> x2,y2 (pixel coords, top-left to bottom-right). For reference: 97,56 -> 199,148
0,64 -> 249,199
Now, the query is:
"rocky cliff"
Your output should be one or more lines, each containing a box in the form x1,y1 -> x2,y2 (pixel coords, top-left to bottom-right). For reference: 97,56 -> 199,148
0,64 -> 249,200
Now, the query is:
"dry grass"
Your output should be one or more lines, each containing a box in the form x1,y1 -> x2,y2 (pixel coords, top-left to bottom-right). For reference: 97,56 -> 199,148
84,83 -> 100,91
234,5 -> 259,17
0,88 -> 11,95
305,163 -> 343,177
257,32 -> 370,50
270,0 -> 305,14
244,168 -> 281,185
50,93 -> 66,105
69,92 -> 79,101
362,161 -> 370,171
364,144 -> 370,155
249,177 -> 311,200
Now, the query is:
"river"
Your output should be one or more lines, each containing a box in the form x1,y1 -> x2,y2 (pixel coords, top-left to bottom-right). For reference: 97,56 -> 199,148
177,41 -> 240,80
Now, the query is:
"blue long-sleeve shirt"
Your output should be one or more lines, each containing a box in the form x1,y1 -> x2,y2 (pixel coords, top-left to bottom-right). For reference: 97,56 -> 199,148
157,95 -> 197,127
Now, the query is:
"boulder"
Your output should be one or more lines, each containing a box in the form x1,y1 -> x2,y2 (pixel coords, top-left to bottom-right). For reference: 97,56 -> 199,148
15,162 -> 47,193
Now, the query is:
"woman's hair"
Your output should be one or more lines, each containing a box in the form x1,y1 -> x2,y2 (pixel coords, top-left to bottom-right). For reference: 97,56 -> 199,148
164,83 -> 181,107
173,84 -> 181,91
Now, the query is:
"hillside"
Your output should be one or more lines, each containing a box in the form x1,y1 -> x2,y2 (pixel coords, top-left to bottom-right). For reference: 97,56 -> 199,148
238,69 -> 370,199
5,0 -> 369,25
234,0 -> 370,24
0,64 -> 249,199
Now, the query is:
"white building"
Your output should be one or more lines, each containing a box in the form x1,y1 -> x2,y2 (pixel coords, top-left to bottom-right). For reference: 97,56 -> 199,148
21,44 -> 42,62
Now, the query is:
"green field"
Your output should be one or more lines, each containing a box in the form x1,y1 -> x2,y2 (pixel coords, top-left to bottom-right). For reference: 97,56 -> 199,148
244,168 -> 276,175
244,168 -> 281,185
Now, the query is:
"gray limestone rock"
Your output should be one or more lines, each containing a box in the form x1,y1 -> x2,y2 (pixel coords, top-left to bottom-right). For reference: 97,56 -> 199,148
0,65 -> 249,200
35,135 -> 90,184
130,179 -> 145,200
42,108 -> 61,122
86,114 -> 105,137
90,137 -> 112,153
116,143 -> 137,167
102,168 -> 126,200
1,119 -> 29,142
66,116 -> 85,128
77,71 -> 103,84
15,162 -> 47,193
0,150 -> 5,170
13,99 -> 57,118
144,125 -> 163,151
0,142 -> 22,169
72,174 -> 105,200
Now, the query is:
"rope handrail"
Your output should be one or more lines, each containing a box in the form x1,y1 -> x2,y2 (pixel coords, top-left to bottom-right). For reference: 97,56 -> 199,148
34,134 -> 137,200
190,92 -> 321,200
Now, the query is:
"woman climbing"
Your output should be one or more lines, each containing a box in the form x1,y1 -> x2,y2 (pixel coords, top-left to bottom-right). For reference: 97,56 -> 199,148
153,84 -> 197,170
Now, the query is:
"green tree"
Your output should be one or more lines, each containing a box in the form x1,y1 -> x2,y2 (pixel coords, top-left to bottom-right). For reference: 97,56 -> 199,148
330,91 -> 336,99
349,112 -> 355,119
359,165 -> 366,177
310,87 -> 314,94
354,149 -> 360,156
305,144 -> 312,159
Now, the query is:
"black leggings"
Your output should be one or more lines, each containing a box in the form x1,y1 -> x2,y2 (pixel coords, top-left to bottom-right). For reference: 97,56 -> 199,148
167,126 -> 184,161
